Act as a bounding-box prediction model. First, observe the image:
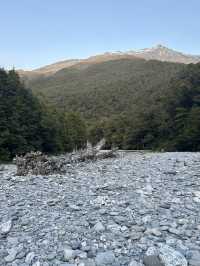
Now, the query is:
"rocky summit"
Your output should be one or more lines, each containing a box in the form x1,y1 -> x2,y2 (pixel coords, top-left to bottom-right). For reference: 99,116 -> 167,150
1,152 -> 200,266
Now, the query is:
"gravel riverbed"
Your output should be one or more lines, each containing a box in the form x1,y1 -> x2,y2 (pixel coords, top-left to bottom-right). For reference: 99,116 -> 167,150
1,152 -> 200,266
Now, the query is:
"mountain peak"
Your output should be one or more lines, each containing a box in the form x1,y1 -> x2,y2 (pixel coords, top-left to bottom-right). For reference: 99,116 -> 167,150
154,44 -> 168,49
144,44 -> 176,53
129,44 -> 200,64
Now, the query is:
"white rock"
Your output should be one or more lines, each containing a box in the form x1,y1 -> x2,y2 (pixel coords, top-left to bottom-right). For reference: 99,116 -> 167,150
94,221 -> 105,232
196,224 -> 200,230
142,215 -> 152,224
193,191 -> 200,198
1,220 -> 12,234
146,247 -> 158,256
4,248 -> 18,262
145,228 -> 162,236
25,252 -> 35,264
121,225 -> 128,232
178,219 -> 188,225
63,248 -> 75,261
193,191 -> 200,202
193,197 -> 200,203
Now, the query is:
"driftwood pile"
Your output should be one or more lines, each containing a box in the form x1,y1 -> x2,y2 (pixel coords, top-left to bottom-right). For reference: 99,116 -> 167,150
14,151 -> 66,176
71,139 -> 117,162
14,139 -> 118,176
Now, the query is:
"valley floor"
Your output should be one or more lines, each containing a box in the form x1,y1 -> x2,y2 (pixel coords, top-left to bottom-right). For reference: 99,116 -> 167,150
1,152 -> 200,265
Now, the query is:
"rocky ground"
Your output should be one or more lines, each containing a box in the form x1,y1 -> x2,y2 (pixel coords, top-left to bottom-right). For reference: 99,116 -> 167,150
1,152 -> 200,266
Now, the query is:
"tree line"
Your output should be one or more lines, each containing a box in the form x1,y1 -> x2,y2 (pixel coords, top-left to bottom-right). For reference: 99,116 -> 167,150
0,69 -> 86,161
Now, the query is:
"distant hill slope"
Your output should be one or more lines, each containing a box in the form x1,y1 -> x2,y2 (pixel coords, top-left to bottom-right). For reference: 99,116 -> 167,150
19,45 -> 200,82
28,58 -> 185,121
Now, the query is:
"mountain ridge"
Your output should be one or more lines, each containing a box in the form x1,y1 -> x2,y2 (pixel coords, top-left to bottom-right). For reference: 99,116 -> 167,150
18,45 -> 200,81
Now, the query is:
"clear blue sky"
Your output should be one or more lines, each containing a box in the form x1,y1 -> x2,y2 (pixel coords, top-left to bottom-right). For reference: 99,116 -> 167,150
1,0 -> 200,69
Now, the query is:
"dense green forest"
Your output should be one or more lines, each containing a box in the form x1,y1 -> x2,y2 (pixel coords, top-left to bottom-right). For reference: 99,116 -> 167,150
1,60 -> 200,161
0,69 -> 87,161
29,59 -> 185,119
28,59 -> 200,151
88,63 -> 200,151
157,63 -> 200,151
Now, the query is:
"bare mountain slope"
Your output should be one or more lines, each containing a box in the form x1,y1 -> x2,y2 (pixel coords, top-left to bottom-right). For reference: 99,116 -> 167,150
18,45 -> 200,80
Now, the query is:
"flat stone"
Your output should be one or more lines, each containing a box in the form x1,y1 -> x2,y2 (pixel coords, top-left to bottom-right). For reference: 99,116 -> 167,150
80,259 -> 96,266
69,204 -> 81,211
95,251 -> 116,265
145,228 -> 162,237
160,203 -> 171,209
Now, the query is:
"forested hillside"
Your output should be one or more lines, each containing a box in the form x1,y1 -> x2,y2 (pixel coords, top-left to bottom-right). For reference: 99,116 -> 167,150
0,69 -> 87,161
29,59 -> 185,119
88,63 -> 200,151
28,59 -> 200,151
157,63 -> 200,151
92,62 -> 200,151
